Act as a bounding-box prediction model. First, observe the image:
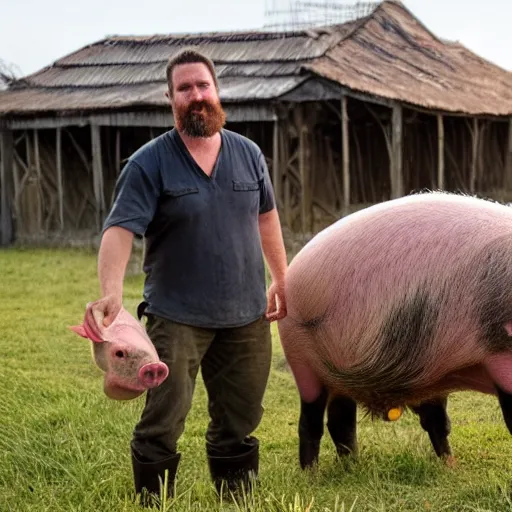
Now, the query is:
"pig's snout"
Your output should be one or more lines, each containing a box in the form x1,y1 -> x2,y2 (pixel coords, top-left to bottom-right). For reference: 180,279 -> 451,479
138,362 -> 169,389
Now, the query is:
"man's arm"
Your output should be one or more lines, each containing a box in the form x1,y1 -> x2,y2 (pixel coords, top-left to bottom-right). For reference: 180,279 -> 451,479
258,208 -> 288,322
96,226 -> 135,326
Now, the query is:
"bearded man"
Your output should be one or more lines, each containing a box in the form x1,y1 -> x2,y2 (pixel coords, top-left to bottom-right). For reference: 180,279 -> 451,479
94,48 -> 288,506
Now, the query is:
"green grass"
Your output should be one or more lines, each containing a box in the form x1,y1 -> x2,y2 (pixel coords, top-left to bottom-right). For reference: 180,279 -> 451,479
2,248 -> 512,511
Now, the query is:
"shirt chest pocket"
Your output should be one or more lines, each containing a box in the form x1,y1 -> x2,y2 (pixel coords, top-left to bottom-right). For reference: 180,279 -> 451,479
164,187 -> 199,198
232,180 -> 261,192
159,187 -> 203,221
231,180 -> 261,214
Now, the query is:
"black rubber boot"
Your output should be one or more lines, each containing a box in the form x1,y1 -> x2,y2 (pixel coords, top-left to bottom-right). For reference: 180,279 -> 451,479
207,436 -> 259,498
131,442 -> 181,507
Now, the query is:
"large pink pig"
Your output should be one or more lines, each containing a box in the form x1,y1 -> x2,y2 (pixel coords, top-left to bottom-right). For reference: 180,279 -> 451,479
278,191 -> 512,469
70,302 -> 169,400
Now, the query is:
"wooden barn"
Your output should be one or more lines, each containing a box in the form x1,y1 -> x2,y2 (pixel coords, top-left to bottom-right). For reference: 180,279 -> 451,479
1,0 -> 512,247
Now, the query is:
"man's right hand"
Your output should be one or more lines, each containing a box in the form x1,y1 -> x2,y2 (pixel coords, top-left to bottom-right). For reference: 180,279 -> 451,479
91,295 -> 122,327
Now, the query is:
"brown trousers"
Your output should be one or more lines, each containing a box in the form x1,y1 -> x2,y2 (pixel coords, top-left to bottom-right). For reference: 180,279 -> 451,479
131,313 -> 272,462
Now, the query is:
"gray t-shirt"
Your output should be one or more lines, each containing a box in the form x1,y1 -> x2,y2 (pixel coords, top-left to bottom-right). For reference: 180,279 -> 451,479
103,128 -> 276,328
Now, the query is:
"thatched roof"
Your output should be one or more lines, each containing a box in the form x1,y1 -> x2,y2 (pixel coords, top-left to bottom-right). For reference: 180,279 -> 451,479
1,0 -> 511,119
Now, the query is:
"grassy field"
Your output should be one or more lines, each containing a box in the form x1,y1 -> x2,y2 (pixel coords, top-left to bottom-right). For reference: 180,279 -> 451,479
1,248 -> 512,511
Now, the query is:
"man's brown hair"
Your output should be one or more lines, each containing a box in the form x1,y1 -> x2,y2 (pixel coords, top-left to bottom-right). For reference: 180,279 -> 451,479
166,48 -> 219,96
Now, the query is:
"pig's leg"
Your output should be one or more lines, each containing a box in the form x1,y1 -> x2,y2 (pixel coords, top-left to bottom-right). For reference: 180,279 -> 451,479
326,395 -> 357,458
496,387 -> 512,434
278,316 -> 326,468
299,387 -> 328,469
411,397 -> 452,458
485,353 -> 512,434
277,316 -> 323,402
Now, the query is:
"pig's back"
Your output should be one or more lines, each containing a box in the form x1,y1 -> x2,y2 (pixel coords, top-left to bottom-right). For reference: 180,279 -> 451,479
285,193 -> 512,378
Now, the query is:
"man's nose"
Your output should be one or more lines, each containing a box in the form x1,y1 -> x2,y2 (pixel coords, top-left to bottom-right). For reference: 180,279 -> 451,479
189,86 -> 203,101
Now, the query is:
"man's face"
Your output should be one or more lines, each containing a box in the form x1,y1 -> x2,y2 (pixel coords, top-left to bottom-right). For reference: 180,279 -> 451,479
167,62 -> 226,138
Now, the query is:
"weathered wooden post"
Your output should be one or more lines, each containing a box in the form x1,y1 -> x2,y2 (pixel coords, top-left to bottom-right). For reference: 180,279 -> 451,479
506,117 -> 512,192
91,124 -> 105,232
391,104 -> 403,198
437,114 -> 445,190
341,94 -> 350,216
299,113 -> 311,233
272,114 -> 281,209
469,118 -> 479,194
56,127 -> 64,230
0,129 -> 14,246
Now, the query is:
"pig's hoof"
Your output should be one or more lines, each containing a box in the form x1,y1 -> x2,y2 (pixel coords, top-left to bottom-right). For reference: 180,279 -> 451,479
444,455 -> 456,468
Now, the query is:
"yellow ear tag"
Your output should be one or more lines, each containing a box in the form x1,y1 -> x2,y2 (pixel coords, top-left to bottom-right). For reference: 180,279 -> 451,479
387,407 -> 403,421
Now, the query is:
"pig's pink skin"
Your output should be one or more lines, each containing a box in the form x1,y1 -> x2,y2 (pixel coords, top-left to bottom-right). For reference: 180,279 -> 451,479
69,323 -> 102,343
70,325 -> 88,338
104,379 -> 145,400
486,353 -> 512,394
278,192 -> 512,413
69,303 -> 169,399
138,362 -> 169,388
102,362 -> 169,400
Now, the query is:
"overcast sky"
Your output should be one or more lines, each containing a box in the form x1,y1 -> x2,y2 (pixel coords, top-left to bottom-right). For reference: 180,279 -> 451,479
2,0 -> 511,77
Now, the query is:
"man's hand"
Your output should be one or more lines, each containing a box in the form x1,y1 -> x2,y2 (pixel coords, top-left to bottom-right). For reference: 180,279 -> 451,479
91,294 -> 122,327
258,208 -> 288,322
265,281 -> 287,322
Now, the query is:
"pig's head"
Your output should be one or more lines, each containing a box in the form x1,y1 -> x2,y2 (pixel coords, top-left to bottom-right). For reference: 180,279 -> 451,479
70,303 -> 169,400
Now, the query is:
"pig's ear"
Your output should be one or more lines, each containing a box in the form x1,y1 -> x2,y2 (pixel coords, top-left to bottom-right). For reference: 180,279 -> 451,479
69,325 -> 88,338
504,322 -> 512,337
83,304 -> 105,342
68,324 -> 104,343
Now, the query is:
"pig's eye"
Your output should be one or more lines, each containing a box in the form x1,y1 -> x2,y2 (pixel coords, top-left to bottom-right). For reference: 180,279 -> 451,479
115,350 -> 126,359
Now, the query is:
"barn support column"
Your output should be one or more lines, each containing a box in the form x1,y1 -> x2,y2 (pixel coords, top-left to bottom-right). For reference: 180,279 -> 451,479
364,100 -> 403,201
391,104 -> 404,198
506,117 -> 512,191
33,129 -> 43,233
56,127 -> 64,230
281,107 -> 293,229
115,128 -> 121,176
296,105 -> 313,234
272,114 -> 281,210
0,129 -> 14,246
91,124 -> 105,232
437,114 -> 445,190
469,118 -> 480,194
341,94 -> 350,216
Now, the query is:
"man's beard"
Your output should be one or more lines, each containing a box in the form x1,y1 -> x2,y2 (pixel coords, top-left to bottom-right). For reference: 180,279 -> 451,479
175,99 -> 226,138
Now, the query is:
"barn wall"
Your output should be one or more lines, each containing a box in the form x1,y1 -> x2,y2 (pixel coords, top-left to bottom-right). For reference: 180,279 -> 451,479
3,102 -> 512,246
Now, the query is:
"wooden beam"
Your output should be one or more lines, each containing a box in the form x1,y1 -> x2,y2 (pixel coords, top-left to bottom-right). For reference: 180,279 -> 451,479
91,124 -> 105,232
341,94 -> 350,216
391,104 -> 404,198
33,129 -> 42,232
272,117 -> 280,209
296,105 -> 312,234
0,130 -> 14,246
12,157 -> 20,230
281,127 -> 292,229
115,128 -> 121,176
506,117 -> 512,191
65,128 -> 91,174
437,114 -> 445,190
25,130 -> 31,170
56,127 -> 64,230
299,124 -> 310,233
34,129 -> 41,181
469,118 -> 479,193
